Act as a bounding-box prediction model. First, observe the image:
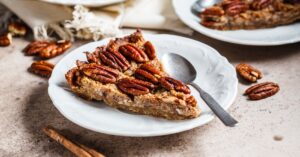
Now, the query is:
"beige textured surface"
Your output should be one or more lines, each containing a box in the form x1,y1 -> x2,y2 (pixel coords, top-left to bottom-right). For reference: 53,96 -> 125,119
0,30 -> 300,157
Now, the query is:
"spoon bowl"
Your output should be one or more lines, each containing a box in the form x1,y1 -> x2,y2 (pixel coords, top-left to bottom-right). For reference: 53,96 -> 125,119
162,53 -> 238,127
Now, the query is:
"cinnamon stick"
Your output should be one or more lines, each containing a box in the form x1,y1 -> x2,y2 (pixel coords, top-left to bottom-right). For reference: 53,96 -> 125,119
43,126 -> 105,157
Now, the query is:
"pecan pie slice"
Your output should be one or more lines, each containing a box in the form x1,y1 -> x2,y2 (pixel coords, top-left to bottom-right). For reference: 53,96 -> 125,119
65,30 -> 200,120
199,0 -> 300,30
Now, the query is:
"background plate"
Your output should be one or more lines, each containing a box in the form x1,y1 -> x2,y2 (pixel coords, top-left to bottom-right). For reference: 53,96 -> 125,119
48,34 -> 238,137
40,0 -> 124,7
172,0 -> 300,46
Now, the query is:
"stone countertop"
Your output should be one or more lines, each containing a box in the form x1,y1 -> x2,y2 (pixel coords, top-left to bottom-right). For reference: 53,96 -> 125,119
0,30 -> 300,157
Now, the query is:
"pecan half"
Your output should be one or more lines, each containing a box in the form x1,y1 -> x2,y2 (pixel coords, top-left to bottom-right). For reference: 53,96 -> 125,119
143,41 -> 156,60
99,47 -> 130,71
78,62 -> 119,84
117,78 -> 154,96
236,63 -> 262,82
135,64 -> 161,84
251,0 -> 273,10
29,61 -> 54,78
39,40 -> 72,59
160,77 -> 190,94
84,50 -> 101,64
119,44 -> 149,63
0,33 -> 12,47
8,22 -> 27,36
201,6 -> 225,16
24,40 -> 72,59
245,82 -> 279,100
65,68 -> 82,87
224,1 -> 248,16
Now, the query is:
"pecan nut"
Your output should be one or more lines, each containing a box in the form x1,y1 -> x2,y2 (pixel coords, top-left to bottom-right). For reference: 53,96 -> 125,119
201,6 -> 225,16
65,68 -> 82,87
29,61 -> 54,78
236,63 -> 262,82
117,78 -> 155,96
251,0 -> 273,10
84,49 -> 101,64
39,40 -> 72,59
135,64 -> 161,84
8,22 -> 27,36
223,1 -> 248,16
0,33 -> 12,47
24,40 -> 72,59
245,82 -> 279,100
143,41 -> 156,60
119,44 -> 149,63
160,77 -> 190,94
77,61 -> 119,84
99,46 -> 130,71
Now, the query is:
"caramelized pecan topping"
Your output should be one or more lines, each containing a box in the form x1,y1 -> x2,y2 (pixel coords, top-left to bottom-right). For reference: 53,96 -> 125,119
135,64 -> 161,84
98,46 -> 130,71
24,40 -> 72,59
223,1 -> 248,16
119,44 -> 149,63
117,78 -> 155,96
84,50 -> 101,64
29,61 -> 54,78
78,62 -> 119,84
143,41 -> 156,60
236,63 -> 262,82
201,6 -> 225,16
245,82 -> 279,100
0,33 -> 12,47
251,0 -> 273,10
160,77 -> 190,94
66,68 -> 82,87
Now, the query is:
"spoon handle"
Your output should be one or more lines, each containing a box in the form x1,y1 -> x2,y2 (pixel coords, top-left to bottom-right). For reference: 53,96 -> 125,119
190,82 -> 238,127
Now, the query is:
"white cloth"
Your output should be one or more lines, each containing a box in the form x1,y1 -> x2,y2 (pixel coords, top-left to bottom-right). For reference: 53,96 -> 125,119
0,0 -> 193,40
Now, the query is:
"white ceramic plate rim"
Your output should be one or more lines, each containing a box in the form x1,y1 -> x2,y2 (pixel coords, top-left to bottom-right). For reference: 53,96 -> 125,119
48,34 -> 238,137
172,0 -> 300,46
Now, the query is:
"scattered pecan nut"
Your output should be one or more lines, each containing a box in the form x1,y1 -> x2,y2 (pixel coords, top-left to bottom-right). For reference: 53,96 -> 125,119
0,33 -> 12,47
119,44 -> 149,63
236,63 -> 262,82
29,61 -> 54,78
223,1 -> 248,16
135,64 -> 161,84
143,41 -> 156,60
8,22 -> 27,36
160,77 -> 190,94
84,50 -> 101,64
24,40 -> 72,59
117,78 -> 155,96
99,46 -> 130,71
251,0 -> 273,10
245,82 -> 279,100
77,61 -> 119,84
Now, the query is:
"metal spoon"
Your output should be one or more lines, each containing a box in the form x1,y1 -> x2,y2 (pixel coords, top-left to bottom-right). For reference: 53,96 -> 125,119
191,0 -> 221,15
162,53 -> 238,127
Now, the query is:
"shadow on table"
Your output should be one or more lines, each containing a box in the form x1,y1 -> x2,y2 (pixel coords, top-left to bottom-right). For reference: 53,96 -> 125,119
21,83 -> 212,157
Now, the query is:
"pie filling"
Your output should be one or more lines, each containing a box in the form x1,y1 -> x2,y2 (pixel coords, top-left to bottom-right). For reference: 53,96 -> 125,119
199,0 -> 300,30
65,30 -> 201,120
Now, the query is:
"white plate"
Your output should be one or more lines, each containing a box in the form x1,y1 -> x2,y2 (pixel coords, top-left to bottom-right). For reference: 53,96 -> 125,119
40,0 -> 124,7
172,0 -> 300,46
48,34 -> 238,137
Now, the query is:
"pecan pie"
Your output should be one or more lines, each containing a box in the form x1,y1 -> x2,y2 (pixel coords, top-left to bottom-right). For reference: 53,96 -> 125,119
199,0 -> 300,30
65,30 -> 200,120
